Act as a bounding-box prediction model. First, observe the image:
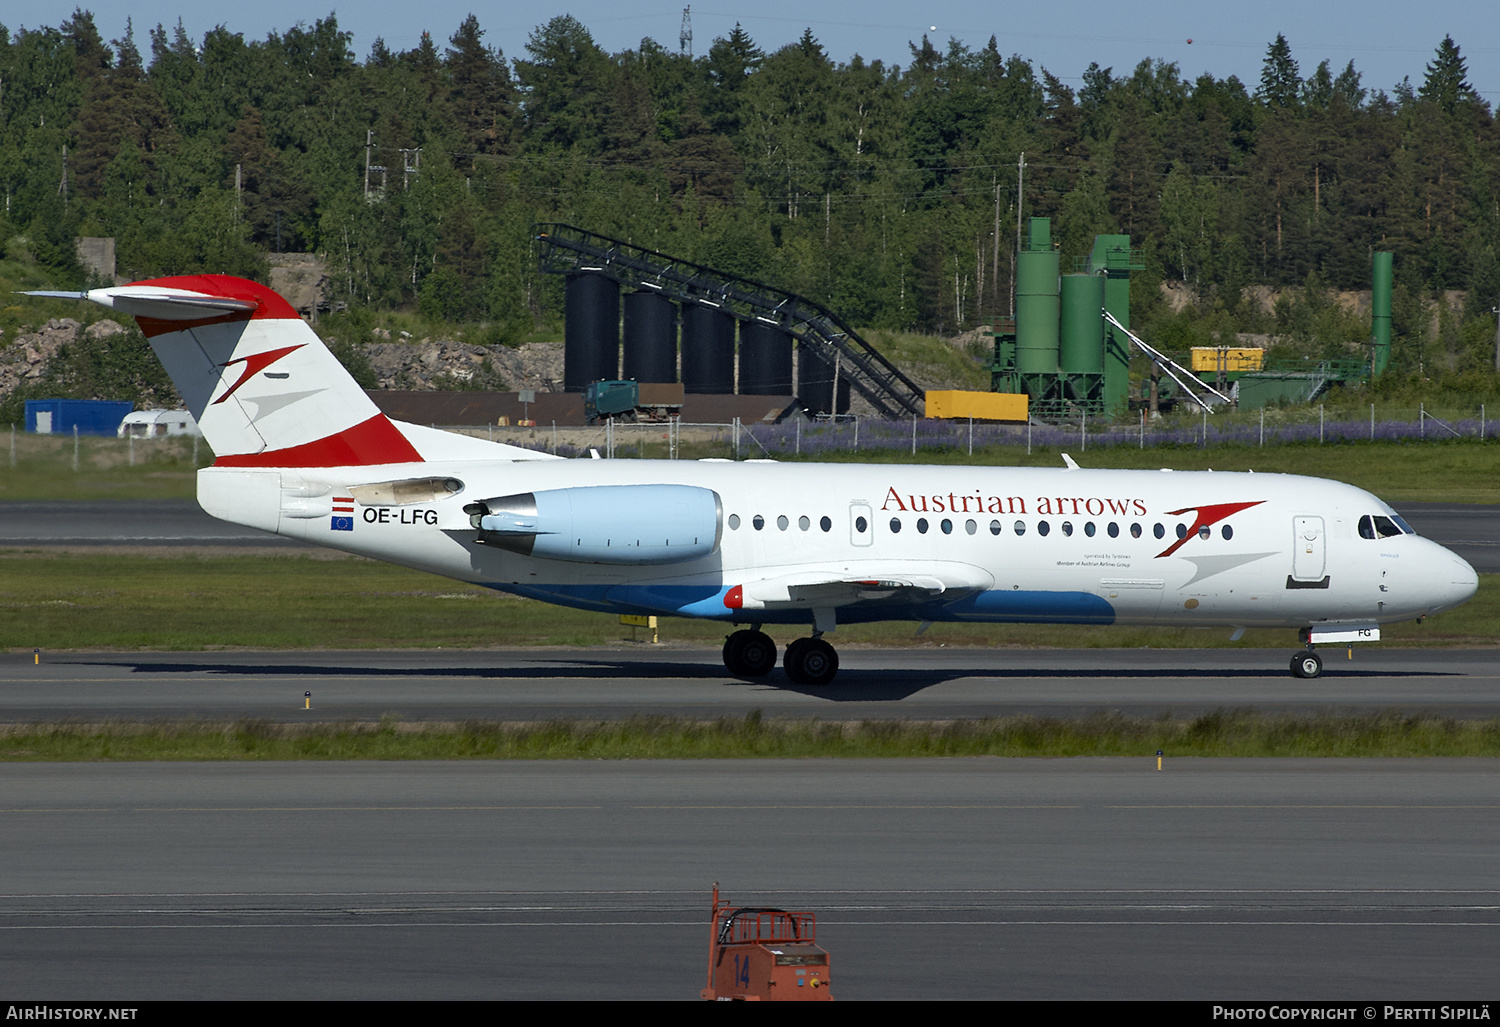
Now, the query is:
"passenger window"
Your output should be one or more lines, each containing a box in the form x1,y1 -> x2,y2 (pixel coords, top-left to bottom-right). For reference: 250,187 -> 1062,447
1062,521 -> 1073,537
728,514 -> 741,530
1154,523 -> 1165,539
1038,520 -> 1050,536
753,515 -> 765,531
890,517 -> 902,533
1222,525 -> 1233,540
777,515 -> 789,531
965,519 -> 977,535
1014,520 -> 1026,536
917,518 -> 929,534
1130,523 -> 1142,539
799,515 -> 810,531
1107,522 -> 1119,538
940,519 -> 953,535
820,516 -> 832,532
1084,522 -> 1096,537
1176,523 -> 1188,539
1198,525 -> 1211,539
989,520 -> 1002,536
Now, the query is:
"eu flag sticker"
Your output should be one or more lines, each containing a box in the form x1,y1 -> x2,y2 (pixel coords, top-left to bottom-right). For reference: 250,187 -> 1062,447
331,516 -> 354,531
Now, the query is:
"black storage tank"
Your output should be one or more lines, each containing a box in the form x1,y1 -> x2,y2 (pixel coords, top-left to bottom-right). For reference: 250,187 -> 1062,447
738,322 -> 793,395
622,290 -> 677,383
798,343 -> 850,415
564,273 -> 620,392
680,303 -> 735,394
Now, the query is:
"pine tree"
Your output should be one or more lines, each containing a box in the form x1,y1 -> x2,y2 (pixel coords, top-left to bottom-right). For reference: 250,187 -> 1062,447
1331,61 -> 1366,110
1256,34 -> 1300,110
446,16 -> 516,156
1418,35 -> 1476,115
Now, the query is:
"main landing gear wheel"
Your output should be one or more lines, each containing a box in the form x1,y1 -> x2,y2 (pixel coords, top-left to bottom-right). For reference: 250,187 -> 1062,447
784,637 -> 839,686
723,630 -> 777,678
1290,651 -> 1323,679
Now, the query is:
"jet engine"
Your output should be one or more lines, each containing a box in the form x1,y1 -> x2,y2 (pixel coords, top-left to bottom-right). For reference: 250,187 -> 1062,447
466,484 -> 722,565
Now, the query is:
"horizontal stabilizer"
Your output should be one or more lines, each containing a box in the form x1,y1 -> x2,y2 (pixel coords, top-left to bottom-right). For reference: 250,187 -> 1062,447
24,287 -> 257,321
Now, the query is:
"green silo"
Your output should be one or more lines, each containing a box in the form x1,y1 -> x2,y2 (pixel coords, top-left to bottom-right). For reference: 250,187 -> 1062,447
1371,252 -> 1392,377
1016,218 -> 1060,397
1087,235 -> 1142,413
1060,273 -> 1105,402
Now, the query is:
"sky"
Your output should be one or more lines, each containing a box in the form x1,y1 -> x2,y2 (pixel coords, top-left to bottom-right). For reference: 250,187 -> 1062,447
11,1 -> 1500,102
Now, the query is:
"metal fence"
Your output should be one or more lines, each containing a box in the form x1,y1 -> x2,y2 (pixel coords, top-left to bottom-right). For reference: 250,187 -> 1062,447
9,401 -> 1494,472
454,402 -> 1498,461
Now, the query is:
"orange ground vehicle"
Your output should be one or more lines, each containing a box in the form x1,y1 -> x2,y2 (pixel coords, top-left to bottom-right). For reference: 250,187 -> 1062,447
701,885 -> 832,1001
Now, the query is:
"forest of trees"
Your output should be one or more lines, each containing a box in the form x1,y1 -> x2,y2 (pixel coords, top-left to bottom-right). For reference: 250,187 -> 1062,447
1,11 -> 1497,377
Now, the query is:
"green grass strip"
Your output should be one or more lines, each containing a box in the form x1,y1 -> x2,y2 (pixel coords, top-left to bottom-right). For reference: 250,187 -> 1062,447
2,552 -> 1497,650
3,711 -> 1499,761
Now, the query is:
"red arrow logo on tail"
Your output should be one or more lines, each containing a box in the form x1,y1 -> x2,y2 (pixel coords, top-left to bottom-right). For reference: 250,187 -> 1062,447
213,344 -> 305,405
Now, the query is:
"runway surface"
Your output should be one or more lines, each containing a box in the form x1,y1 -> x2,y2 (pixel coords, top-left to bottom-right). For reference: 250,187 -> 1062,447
0,499 -> 300,548
1,759 -> 1496,1000
0,500 -> 1495,569
3,646 -> 1499,721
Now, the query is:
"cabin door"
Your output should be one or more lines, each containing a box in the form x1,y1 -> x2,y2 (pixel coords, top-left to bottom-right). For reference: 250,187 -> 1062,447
1291,516 -> 1326,582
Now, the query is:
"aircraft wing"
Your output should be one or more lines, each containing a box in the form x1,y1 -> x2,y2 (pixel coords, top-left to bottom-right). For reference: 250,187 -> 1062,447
725,562 -> 994,614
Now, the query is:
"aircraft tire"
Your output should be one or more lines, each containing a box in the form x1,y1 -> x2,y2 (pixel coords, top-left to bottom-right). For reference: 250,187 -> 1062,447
1290,651 -> 1323,679
723,630 -> 776,677
785,637 -> 839,686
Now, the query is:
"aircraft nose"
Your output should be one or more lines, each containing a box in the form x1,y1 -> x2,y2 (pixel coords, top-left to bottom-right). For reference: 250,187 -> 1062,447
1427,547 -> 1478,614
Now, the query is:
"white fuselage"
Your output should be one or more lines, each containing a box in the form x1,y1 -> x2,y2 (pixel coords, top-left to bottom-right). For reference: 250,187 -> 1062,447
200,457 -> 1479,633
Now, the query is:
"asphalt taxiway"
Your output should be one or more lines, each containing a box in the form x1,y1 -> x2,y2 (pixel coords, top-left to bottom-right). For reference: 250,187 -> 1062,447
2,645 -> 1497,722
1,758 -> 1496,1000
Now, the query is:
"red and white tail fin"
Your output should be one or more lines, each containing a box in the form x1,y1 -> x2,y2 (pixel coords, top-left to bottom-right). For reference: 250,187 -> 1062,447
63,275 -> 424,467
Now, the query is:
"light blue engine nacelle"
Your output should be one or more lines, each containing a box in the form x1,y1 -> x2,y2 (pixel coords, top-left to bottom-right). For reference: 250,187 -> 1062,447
466,484 -> 722,565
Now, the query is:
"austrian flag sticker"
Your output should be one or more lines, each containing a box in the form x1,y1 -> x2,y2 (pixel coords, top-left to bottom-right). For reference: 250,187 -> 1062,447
331,495 -> 355,532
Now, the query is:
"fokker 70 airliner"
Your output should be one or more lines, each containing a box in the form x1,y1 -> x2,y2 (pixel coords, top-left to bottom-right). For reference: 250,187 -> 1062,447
31,275 -> 1479,682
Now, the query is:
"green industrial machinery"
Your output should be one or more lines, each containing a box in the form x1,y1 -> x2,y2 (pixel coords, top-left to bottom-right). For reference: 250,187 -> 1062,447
993,226 -> 1390,417
1218,250 -> 1391,409
992,219 -> 1141,419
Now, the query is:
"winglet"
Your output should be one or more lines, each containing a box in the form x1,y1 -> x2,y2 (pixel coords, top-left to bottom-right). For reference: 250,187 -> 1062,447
1061,453 -> 1080,470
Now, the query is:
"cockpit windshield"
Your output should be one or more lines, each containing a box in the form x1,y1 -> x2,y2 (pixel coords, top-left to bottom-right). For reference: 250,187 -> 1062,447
1358,514 -> 1411,539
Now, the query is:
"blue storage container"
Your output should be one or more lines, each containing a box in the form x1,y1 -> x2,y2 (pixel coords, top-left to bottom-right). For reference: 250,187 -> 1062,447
24,399 -> 134,436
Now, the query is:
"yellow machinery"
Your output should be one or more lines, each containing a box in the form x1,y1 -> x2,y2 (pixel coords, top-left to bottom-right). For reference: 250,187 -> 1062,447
1190,347 -> 1264,373
924,390 -> 1029,422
